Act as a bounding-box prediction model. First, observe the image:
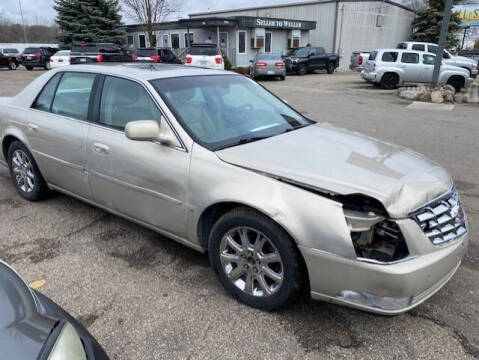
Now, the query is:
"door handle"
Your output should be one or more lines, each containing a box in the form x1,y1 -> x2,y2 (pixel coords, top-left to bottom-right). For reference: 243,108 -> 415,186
93,143 -> 109,155
27,123 -> 39,132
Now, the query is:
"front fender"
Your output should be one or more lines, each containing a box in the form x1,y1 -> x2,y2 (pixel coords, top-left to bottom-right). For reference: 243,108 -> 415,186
187,144 -> 357,259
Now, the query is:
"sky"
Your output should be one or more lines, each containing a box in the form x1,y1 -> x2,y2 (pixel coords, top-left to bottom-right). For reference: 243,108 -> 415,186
0,0 -> 312,25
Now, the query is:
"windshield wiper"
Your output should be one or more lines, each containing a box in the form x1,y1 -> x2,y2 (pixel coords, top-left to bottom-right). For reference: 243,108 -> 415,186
216,136 -> 269,151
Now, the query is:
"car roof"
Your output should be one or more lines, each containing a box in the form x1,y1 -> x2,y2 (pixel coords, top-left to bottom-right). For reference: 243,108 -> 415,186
51,63 -> 237,81
401,41 -> 437,46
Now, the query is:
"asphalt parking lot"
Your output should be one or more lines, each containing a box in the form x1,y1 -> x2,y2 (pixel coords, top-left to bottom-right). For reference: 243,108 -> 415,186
1,67 -> 478,359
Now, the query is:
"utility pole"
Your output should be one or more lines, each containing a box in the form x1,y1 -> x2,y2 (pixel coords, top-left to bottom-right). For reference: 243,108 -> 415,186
18,0 -> 27,43
432,0 -> 453,85
461,25 -> 470,51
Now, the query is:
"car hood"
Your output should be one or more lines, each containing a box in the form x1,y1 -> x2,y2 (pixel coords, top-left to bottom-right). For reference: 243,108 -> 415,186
216,123 -> 452,218
452,55 -> 477,64
0,261 -> 55,360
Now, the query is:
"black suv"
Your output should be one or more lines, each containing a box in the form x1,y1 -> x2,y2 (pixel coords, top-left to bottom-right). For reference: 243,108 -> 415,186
283,47 -> 339,75
70,43 -> 132,65
20,47 -> 57,70
0,48 -> 20,70
132,48 -> 182,64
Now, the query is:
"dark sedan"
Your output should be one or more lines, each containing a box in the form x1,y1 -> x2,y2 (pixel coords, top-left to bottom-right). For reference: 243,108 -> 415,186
0,260 -> 109,360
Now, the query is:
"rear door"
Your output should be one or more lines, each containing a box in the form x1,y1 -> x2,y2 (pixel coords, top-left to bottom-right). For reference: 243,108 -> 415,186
27,71 -> 98,199
86,75 -> 189,236
399,52 -> 420,83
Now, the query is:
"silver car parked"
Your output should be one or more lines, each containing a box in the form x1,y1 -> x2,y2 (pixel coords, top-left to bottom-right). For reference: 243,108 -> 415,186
249,53 -> 286,80
0,64 -> 468,314
361,48 -> 473,91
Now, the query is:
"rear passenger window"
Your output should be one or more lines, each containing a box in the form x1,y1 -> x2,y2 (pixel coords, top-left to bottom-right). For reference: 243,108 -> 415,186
401,53 -> 419,64
99,76 -> 161,131
51,72 -> 96,121
381,52 -> 398,62
369,51 -> 377,60
412,44 -> 425,51
32,73 -> 62,112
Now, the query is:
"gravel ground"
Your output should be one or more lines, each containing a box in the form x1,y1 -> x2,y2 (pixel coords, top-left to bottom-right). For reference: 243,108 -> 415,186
0,67 -> 478,360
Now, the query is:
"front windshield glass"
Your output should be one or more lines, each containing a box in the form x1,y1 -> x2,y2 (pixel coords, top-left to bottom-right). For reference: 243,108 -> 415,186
289,48 -> 310,57
151,75 -> 312,150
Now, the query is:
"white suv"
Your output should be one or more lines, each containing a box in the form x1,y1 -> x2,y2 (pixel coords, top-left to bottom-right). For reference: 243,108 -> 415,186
185,44 -> 224,70
398,41 -> 478,78
361,48 -> 473,91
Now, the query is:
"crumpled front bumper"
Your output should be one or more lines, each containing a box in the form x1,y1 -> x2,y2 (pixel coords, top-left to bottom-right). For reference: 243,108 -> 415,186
300,229 -> 468,315
360,70 -> 378,83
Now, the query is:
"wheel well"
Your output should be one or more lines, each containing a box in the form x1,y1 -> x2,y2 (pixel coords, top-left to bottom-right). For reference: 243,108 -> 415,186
460,67 -> 472,77
2,135 -> 19,162
382,72 -> 399,82
197,202 -> 310,290
448,75 -> 465,85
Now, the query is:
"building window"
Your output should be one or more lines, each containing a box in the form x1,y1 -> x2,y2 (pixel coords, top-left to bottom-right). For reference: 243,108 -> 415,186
171,33 -> 179,49
265,32 -> 272,53
238,31 -> 246,54
127,36 -> 133,46
151,34 -> 156,47
139,34 -> 146,48
163,34 -> 169,47
184,32 -> 194,47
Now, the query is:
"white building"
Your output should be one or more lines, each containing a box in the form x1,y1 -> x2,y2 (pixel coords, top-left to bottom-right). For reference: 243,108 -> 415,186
125,0 -> 415,70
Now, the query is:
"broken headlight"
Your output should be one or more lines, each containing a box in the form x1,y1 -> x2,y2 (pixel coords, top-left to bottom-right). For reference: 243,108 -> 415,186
345,210 -> 409,263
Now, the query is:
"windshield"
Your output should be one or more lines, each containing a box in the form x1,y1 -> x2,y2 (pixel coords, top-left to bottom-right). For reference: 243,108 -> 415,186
136,49 -> 155,56
289,48 -> 310,57
189,46 -> 219,56
151,75 -> 312,150
23,48 -> 40,54
257,54 -> 281,60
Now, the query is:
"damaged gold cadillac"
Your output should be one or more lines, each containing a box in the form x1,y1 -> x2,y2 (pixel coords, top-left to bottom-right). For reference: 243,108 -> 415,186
0,64 -> 468,314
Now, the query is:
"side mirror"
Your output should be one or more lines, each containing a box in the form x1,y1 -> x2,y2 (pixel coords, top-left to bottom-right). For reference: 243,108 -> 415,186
125,119 -> 180,147
125,120 -> 160,141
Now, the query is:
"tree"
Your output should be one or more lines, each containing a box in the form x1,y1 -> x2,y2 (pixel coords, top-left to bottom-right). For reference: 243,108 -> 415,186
54,0 -> 125,49
411,0 -> 462,49
121,0 -> 182,48
475,39 -> 479,49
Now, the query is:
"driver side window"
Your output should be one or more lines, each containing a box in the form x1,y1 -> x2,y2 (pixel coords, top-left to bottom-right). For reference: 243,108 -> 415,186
99,76 -> 161,131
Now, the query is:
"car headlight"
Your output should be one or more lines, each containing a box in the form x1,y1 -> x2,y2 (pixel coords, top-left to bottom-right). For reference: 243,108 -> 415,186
344,209 -> 409,263
47,322 -> 87,360
472,63 -> 477,70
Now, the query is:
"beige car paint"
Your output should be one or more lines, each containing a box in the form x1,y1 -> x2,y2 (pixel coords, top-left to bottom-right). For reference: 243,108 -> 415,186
0,64 -> 468,314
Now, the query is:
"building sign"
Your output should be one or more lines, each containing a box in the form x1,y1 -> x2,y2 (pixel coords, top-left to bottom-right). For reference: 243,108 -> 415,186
454,4 -> 479,27
238,16 -> 316,30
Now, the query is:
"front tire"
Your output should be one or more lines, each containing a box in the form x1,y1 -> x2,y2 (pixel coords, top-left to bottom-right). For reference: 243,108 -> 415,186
8,61 -> 17,70
447,76 -> 465,92
209,207 -> 303,310
297,63 -> 307,76
7,141 -> 49,201
327,63 -> 335,74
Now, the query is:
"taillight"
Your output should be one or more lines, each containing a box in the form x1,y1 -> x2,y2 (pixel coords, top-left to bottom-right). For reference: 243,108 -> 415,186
373,63 -> 376,71
132,54 -> 138,61
186,56 -> 192,64
255,61 -> 267,67
96,54 -> 103,62
215,57 -> 223,64
150,55 -> 161,62
358,55 -> 363,65
68,56 -> 71,64
20,53 -> 24,58
34,52 -> 41,58
274,61 -> 285,67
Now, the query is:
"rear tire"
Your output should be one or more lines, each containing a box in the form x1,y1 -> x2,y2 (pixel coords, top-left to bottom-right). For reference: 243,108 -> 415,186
7,141 -> 49,201
25,66 -> 33,71
380,73 -> 399,90
209,207 -> 303,310
8,61 -> 17,70
44,62 -> 51,70
447,76 -> 465,92
280,75 -> 285,81
327,63 -> 335,74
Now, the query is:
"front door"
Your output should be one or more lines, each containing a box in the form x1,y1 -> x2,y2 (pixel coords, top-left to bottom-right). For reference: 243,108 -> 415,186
399,52 -> 421,83
86,75 -> 189,237
418,53 -> 436,83
27,71 -> 97,199
219,32 -> 228,50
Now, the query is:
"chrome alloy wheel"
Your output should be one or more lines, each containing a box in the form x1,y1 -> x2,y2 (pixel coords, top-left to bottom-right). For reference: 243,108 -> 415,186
11,150 -> 35,193
219,227 -> 284,297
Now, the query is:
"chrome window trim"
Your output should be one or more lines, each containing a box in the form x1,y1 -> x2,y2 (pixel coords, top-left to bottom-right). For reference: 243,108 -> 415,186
95,73 -> 188,152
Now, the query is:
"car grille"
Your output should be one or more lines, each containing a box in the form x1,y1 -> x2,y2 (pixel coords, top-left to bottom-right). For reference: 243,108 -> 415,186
411,189 -> 467,245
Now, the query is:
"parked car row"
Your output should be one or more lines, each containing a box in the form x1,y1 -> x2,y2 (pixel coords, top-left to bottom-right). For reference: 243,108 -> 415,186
358,41 -> 478,90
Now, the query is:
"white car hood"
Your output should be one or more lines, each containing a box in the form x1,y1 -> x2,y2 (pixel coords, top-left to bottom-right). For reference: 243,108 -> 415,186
216,123 -> 452,218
